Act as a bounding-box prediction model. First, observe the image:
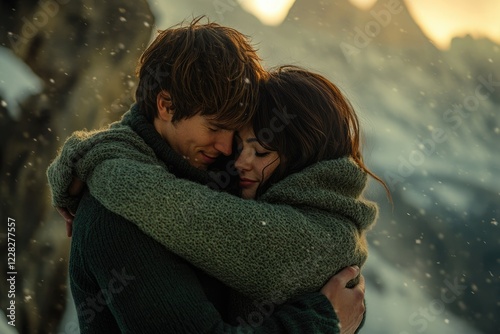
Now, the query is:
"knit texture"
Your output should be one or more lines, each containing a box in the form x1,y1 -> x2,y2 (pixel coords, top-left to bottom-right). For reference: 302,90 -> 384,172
47,105 -> 378,302
71,193 -> 341,333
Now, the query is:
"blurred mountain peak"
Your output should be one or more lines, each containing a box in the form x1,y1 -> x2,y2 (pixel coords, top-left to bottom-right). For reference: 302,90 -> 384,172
449,33 -> 500,50
286,0 -> 437,53
287,0 -> 360,25
368,0 -> 436,50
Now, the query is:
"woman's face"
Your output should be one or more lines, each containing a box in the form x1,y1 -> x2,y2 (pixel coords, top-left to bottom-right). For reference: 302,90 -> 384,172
234,126 -> 280,199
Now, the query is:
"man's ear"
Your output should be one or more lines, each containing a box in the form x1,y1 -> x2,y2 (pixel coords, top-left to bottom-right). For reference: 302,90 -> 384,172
157,90 -> 174,121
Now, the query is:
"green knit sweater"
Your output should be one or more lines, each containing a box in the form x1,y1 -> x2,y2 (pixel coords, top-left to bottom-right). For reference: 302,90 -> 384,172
70,192 -> 340,333
47,106 -> 378,302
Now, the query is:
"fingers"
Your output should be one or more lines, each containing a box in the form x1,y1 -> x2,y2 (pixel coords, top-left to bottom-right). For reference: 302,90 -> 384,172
322,268 -> 366,334
56,207 -> 75,237
357,274 -> 365,292
56,207 -> 74,221
333,266 -> 360,286
349,274 -> 365,310
352,281 -> 365,308
66,221 -> 73,237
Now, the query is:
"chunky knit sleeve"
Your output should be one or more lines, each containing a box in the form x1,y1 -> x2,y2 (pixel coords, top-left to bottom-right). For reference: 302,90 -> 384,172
46,125 -> 159,213
86,157 -> 377,302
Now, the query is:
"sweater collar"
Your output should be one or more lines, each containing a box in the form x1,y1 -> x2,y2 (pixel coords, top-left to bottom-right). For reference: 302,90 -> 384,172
260,157 -> 378,231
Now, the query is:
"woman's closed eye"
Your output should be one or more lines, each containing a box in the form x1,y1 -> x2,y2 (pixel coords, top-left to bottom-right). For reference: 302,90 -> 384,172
255,151 -> 271,157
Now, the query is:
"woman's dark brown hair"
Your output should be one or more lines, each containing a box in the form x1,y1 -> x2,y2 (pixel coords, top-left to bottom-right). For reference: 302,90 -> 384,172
253,65 -> 390,198
135,16 -> 266,129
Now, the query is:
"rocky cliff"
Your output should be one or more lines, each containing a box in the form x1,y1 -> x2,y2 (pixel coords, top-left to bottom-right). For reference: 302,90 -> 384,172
0,1 -> 153,332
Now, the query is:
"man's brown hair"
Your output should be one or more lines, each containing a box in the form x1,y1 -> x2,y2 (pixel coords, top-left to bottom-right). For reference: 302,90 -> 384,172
135,16 -> 265,129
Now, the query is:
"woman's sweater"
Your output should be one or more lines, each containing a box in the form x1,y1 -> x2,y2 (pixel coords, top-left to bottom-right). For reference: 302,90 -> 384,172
47,105 -> 378,302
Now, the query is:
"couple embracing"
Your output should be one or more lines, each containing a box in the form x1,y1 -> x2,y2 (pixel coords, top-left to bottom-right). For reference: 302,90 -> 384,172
48,16 -> 388,334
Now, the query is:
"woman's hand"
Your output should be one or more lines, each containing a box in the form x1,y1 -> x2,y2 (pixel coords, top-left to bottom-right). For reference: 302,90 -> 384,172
55,178 -> 85,237
321,266 -> 365,334
56,207 -> 75,237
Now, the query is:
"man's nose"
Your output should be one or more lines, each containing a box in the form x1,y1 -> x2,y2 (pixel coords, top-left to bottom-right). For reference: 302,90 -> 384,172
214,130 -> 234,156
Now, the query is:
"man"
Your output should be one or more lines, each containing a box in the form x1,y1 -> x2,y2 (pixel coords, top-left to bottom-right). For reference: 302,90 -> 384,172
49,17 -> 365,333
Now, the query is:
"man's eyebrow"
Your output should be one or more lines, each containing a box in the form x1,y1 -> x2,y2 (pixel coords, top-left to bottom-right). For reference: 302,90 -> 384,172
207,121 -> 233,130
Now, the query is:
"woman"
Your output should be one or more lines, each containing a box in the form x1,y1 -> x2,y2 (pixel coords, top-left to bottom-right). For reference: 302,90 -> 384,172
48,66 -> 385,326
234,66 -> 387,202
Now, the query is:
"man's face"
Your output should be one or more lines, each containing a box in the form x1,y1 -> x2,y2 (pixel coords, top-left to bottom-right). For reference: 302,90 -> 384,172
159,113 -> 235,170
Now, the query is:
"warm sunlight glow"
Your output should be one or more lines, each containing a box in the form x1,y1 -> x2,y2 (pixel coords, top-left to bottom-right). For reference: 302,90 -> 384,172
349,0 -> 377,10
348,0 -> 500,49
405,0 -> 500,48
238,0 -> 296,26
241,0 -> 500,48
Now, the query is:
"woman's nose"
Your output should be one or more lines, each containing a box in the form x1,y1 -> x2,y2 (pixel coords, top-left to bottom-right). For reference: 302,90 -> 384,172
235,151 -> 251,171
